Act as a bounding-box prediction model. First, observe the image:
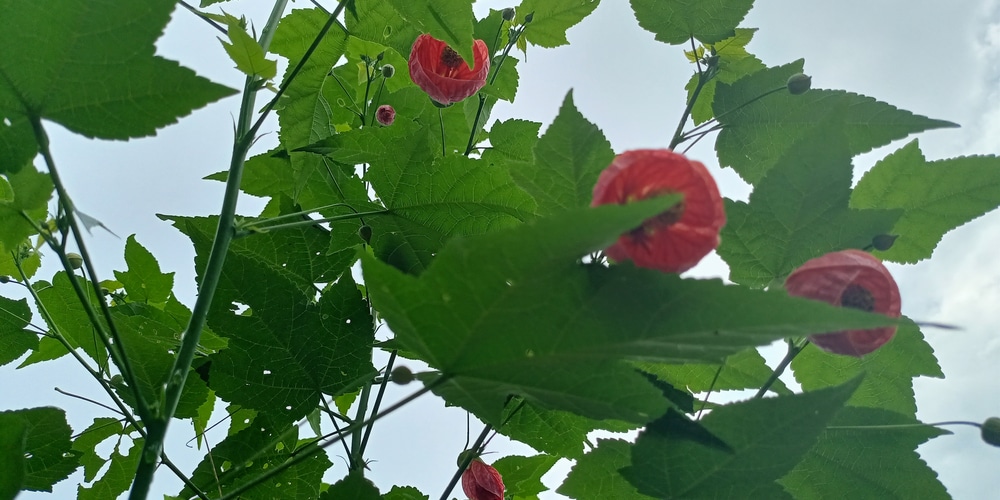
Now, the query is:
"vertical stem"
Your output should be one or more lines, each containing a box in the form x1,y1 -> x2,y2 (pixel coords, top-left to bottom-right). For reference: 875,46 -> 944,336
349,382 -> 373,471
754,339 -> 808,399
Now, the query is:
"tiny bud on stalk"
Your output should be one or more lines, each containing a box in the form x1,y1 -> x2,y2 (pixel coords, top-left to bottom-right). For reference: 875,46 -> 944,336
786,73 -> 812,95
358,225 -> 373,244
381,64 -> 395,78
982,417 -> 1000,447
501,7 -> 516,21
390,365 -> 413,385
67,252 -> 84,270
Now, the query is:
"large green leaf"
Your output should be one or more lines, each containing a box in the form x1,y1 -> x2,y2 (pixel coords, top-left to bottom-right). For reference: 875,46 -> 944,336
0,165 -> 52,251
630,0 -> 754,45
851,140 -> 1000,263
113,236 -> 174,306
620,377 -> 863,498
492,454 -> 559,499
779,407 -> 949,499
507,91 -> 614,217
0,413 -> 26,498
363,199 -> 897,425
0,296 -> 38,367
499,401 -> 634,459
482,119 -> 542,165
0,0 -> 234,148
25,272 -> 106,366
77,437 -> 144,500
70,417 -> 123,482
791,319 -> 943,417
0,407 -> 80,492
713,60 -> 958,184
516,0 -> 600,48
559,439 -> 656,500
387,0 -> 475,65
717,133 -> 901,288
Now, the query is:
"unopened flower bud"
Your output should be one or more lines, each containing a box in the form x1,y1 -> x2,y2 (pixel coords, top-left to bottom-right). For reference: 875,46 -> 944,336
462,458 -> 504,500
982,417 -> 1000,447
376,104 -> 395,126
381,64 -> 395,78
501,8 -> 515,21
390,365 -> 413,385
67,252 -> 84,270
358,225 -> 373,244
524,12 -> 534,23
786,73 -> 812,95
871,234 -> 898,251
0,276 -> 10,284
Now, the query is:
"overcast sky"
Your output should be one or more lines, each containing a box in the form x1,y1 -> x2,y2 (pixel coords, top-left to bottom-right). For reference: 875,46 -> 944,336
6,1 -> 999,498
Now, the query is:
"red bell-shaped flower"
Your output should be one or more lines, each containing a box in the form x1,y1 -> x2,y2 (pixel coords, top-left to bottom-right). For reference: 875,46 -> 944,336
461,459 -> 504,500
408,34 -> 490,105
591,149 -> 726,273
785,249 -> 902,356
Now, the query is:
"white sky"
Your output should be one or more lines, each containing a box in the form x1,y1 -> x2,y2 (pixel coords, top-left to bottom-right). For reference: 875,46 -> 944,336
5,0 -> 999,498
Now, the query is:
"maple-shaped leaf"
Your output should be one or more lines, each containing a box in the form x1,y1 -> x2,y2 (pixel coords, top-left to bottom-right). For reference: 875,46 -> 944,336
0,407 -> 79,492
717,133 -> 901,288
631,0 -> 754,45
517,0 -> 601,48
0,0 -> 235,170
363,199 -> 898,425
851,140 -> 1000,263
713,60 -> 957,184
560,439 -> 657,500
0,296 -> 37,368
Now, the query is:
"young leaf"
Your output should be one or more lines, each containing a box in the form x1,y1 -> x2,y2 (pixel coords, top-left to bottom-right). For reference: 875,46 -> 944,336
683,28 -> 766,124
0,296 -> 38,367
219,19 -> 278,80
113,236 -> 174,306
0,164 -> 52,252
779,407 -> 950,499
516,0 -> 601,48
620,377 -> 864,498
0,407 -> 80,492
791,319 -> 943,416
713,60 -> 958,184
0,0 -> 235,140
559,439 -> 656,500
717,133 -> 901,288
508,91 -> 615,217
492,454 -> 559,498
851,140 -> 1000,263
630,0 -> 754,44
29,272 -> 106,365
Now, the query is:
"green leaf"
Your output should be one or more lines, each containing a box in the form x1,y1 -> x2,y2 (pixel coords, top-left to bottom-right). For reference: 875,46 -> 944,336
713,60 -> 958,184
630,0 -> 754,44
182,414 -> 330,499
321,471 -> 381,499
345,0 -> 422,60
508,91 -> 614,217
779,407 -> 949,499
0,244 -> 41,281
791,319 -> 943,416
220,18 -> 278,79
851,140 -> 1000,263
482,119 -> 542,165
482,57 -> 520,103
621,377 -> 863,498
717,133 -> 901,288
363,199 -> 898,425
113,235 -> 174,306
345,36 -> 412,93
70,417 -> 123,482
387,0 -> 475,65
492,454 -> 559,498
559,439 -> 656,500
0,164 -> 52,252
77,437 -> 144,500
0,0 -> 235,140
0,414 -> 26,499
684,29 -> 766,124
382,485 -> 429,500
29,272 -> 106,365
517,0 -> 600,48
636,346 -> 792,396
0,407 -> 80,492
499,401 -> 633,459
0,296 -> 38,367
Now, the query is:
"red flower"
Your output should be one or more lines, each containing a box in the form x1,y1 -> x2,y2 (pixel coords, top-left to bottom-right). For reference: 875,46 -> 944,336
461,459 -> 504,500
408,34 -> 490,105
591,149 -> 726,273
376,104 -> 395,126
785,249 -> 902,356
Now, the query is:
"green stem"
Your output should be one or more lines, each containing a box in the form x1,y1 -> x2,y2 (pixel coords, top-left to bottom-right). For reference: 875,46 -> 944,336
696,363 -> 724,419
754,339 -> 807,399
129,2 -> 292,497
236,209 -> 387,237
27,117 -> 149,418
349,382 -> 373,471
826,421 -> 981,431
438,107 -> 447,156
358,350 -> 397,455
462,22 -> 523,156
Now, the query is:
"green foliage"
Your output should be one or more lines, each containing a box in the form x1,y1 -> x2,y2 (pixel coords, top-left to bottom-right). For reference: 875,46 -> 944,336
492,454 -> 559,498
0,407 -> 79,492
0,296 -> 37,367
382,485 -> 429,500
851,140 -> 1000,263
516,0 -> 601,48
631,0 -> 755,44
560,439 -> 655,499
322,471 -> 382,499
684,28 -> 766,124
636,346 -> 792,396
0,165 -> 52,251
219,16 -> 278,80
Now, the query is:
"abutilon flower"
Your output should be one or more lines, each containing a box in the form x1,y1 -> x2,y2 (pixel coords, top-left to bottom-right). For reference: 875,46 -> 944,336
376,104 -> 395,126
461,458 -> 504,500
591,149 -> 726,273
408,34 -> 490,105
784,249 -> 902,356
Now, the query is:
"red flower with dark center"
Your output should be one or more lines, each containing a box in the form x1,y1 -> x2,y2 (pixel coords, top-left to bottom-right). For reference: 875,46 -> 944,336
784,249 -> 902,356
591,149 -> 726,273
408,34 -> 490,105
461,459 -> 504,500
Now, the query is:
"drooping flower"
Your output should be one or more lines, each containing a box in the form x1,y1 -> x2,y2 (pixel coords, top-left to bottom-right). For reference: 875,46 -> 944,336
461,458 -> 504,500
408,34 -> 490,105
784,249 -> 902,356
591,149 -> 726,273
376,104 -> 395,126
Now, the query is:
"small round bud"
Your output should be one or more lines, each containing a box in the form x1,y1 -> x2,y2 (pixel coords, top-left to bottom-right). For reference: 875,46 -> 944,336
66,252 -> 84,270
982,417 -> 1000,447
376,104 -> 396,126
381,64 -> 395,78
358,225 -> 373,244
501,7 -> 516,21
871,234 -> 898,252
390,365 -> 414,385
786,73 -> 812,95
0,276 -> 10,284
